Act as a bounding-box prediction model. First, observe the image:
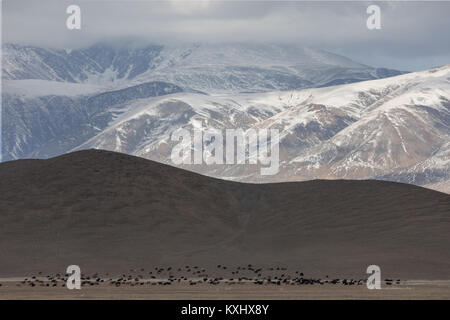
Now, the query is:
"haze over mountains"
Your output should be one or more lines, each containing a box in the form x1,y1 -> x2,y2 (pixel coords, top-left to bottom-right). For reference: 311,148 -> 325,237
2,42 -> 449,193
1,150 -> 449,278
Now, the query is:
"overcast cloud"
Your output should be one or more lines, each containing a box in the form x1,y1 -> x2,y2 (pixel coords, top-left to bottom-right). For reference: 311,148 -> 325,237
2,0 -> 450,70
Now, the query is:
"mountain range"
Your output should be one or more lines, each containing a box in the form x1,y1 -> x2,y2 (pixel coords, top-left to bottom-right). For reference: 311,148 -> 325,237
2,42 -> 449,193
3,42 -> 403,92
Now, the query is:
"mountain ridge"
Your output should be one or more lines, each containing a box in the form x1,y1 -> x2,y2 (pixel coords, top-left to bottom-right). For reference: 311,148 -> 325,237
71,65 -> 450,193
2,43 -> 447,193
2,42 -> 405,92
1,149 -> 449,278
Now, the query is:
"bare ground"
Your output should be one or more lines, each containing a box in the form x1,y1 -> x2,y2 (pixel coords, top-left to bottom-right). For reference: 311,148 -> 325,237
1,150 -> 449,280
1,282 -> 449,300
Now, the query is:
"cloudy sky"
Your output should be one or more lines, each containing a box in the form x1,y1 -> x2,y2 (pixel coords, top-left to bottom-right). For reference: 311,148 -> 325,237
2,0 -> 450,71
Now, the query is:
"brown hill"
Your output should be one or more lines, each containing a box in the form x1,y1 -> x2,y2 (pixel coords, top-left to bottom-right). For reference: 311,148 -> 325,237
0,149 -> 449,279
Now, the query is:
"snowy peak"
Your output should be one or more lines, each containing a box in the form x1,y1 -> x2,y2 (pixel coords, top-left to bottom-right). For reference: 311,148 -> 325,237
2,43 -> 164,85
2,42 -> 405,93
286,65 -> 450,183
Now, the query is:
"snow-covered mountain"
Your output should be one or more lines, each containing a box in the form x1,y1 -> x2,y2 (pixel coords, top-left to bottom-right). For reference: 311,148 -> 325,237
2,42 -> 448,193
57,65 -> 448,193
2,80 -> 185,160
3,43 -> 403,93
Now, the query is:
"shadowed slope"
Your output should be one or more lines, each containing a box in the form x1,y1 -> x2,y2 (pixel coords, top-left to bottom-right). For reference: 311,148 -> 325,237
0,150 -> 449,279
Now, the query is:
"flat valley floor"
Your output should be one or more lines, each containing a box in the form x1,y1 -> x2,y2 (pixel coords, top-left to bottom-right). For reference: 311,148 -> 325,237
1,282 -> 449,300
